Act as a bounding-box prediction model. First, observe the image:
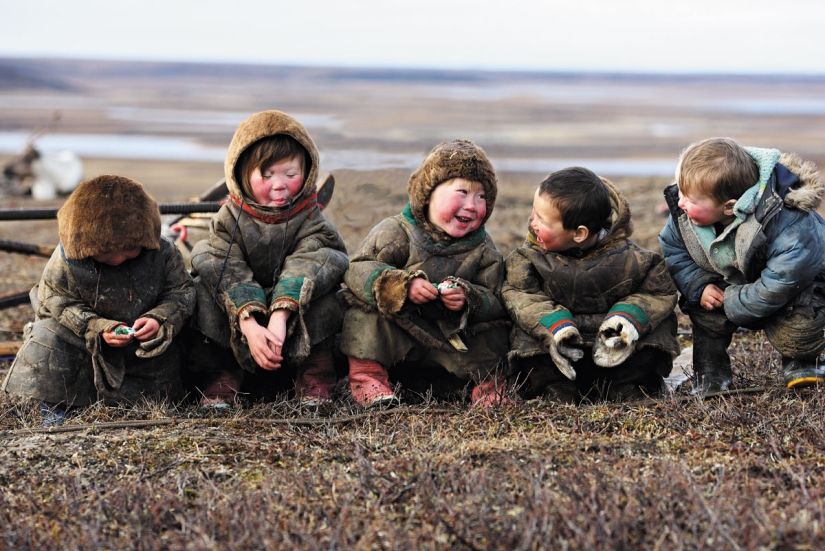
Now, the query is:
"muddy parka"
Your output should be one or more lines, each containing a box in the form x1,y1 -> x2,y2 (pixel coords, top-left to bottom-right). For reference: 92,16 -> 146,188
659,152 -> 825,327
190,111 -> 349,372
502,177 -> 680,377
2,175 -> 195,405
339,140 -> 509,380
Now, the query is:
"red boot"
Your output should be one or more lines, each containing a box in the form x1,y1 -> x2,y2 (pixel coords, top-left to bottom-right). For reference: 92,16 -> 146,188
348,357 -> 397,408
295,348 -> 338,405
199,369 -> 244,408
471,376 -> 511,408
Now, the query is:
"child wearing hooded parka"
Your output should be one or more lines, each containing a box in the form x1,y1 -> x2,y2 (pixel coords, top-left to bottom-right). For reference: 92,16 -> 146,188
339,139 -> 510,407
189,110 -> 349,406
2,175 -> 195,422
502,167 -> 680,402
659,138 -> 825,393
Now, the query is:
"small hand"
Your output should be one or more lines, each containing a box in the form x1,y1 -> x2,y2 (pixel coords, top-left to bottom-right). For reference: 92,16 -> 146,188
408,277 -> 438,305
700,284 -> 725,311
439,284 -> 466,311
132,317 -> 160,341
240,315 -> 284,370
103,324 -> 133,347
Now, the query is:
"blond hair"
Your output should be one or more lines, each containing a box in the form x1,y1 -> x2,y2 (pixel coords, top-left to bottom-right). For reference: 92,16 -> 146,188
676,137 -> 759,204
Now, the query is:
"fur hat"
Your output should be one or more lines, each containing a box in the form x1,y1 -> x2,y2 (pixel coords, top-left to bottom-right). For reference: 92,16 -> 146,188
407,139 -> 497,232
58,175 -> 161,259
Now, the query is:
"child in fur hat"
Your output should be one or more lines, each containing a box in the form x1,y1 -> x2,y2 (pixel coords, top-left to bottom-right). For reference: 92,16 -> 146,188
339,139 -> 510,407
502,167 -> 679,403
189,110 -> 349,406
2,175 -> 195,425
660,138 -> 825,393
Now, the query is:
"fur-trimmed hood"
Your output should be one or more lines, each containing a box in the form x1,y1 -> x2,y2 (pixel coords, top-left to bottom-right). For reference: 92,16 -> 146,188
225,110 -> 320,216
57,175 -> 161,259
778,152 -> 823,211
599,176 -> 633,243
407,139 -> 497,241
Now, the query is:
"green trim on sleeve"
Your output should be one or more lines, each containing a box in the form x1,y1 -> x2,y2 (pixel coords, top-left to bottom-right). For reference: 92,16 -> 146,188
272,277 -> 305,303
539,309 -> 576,332
364,266 -> 395,306
606,303 -> 650,329
228,285 -> 267,310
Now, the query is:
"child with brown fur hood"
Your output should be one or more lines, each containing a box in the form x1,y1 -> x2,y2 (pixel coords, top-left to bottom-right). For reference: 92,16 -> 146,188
2,175 -> 195,425
189,110 -> 349,406
339,139 -> 510,407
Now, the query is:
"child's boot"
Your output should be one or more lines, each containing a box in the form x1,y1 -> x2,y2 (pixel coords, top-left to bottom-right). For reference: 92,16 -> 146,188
690,326 -> 733,395
471,376 -> 511,407
39,401 -> 75,427
199,369 -> 244,408
348,357 -> 397,408
295,348 -> 338,405
783,356 -> 825,389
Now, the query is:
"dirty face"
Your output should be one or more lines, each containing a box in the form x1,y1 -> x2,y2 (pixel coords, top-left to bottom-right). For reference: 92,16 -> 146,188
677,188 -> 735,227
529,190 -> 580,253
426,178 -> 486,238
92,248 -> 142,266
248,156 -> 304,207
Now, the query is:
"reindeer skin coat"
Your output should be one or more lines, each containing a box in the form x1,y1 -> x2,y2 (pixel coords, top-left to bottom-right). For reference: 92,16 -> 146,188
3,175 -> 194,405
502,178 -> 680,370
190,111 -> 348,372
339,140 -> 509,380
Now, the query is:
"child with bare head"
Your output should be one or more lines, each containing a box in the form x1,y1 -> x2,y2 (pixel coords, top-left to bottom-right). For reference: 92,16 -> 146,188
2,175 -> 195,425
503,167 -> 679,403
660,137 -> 825,393
189,110 -> 349,406
339,139 -> 511,407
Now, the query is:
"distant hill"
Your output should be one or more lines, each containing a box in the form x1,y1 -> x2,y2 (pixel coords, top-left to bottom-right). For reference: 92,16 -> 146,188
0,60 -> 73,91
2,57 -> 825,89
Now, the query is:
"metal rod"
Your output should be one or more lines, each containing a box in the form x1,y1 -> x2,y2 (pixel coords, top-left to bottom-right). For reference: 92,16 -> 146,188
0,291 -> 30,310
0,201 -> 224,221
0,238 -> 55,258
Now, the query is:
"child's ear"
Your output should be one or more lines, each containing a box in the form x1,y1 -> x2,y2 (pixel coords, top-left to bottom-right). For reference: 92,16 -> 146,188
722,199 -> 736,215
573,225 -> 590,243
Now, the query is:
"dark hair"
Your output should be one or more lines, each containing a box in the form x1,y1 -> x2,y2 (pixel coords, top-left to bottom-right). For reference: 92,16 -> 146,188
235,134 -> 310,191
538,167 -> 611,233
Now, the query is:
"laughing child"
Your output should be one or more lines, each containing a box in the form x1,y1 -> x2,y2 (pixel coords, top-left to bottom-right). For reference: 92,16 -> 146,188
503,167 -> 679,402
339,139 -> 510,407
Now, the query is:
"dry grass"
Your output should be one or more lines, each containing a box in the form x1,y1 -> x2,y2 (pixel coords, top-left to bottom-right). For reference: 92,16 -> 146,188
2,327 -> 825,549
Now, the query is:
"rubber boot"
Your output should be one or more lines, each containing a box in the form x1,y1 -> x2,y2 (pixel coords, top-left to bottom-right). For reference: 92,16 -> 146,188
783,356 -> 825,389
295,348 -> 338,405
471,376 -> 512,407
690,324 -> 733,395
40,401 -> 76,428
199,369 -> 244,408
348,357 -> 397,408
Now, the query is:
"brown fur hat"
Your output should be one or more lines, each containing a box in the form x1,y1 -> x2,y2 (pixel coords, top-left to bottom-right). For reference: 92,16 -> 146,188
407,139 -> 497,230
58,175 -> 161,259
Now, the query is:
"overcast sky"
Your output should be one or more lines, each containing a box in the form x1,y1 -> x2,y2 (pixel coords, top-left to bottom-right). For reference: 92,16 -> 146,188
1,0 -> 824,74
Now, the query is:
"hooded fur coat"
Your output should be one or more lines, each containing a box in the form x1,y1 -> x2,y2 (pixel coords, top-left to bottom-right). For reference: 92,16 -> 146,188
190,111 -> 349,372
339,140 -> 509,380
502,177 -> 680,375
659,152 -> 825,327
3,176 -> 195,405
